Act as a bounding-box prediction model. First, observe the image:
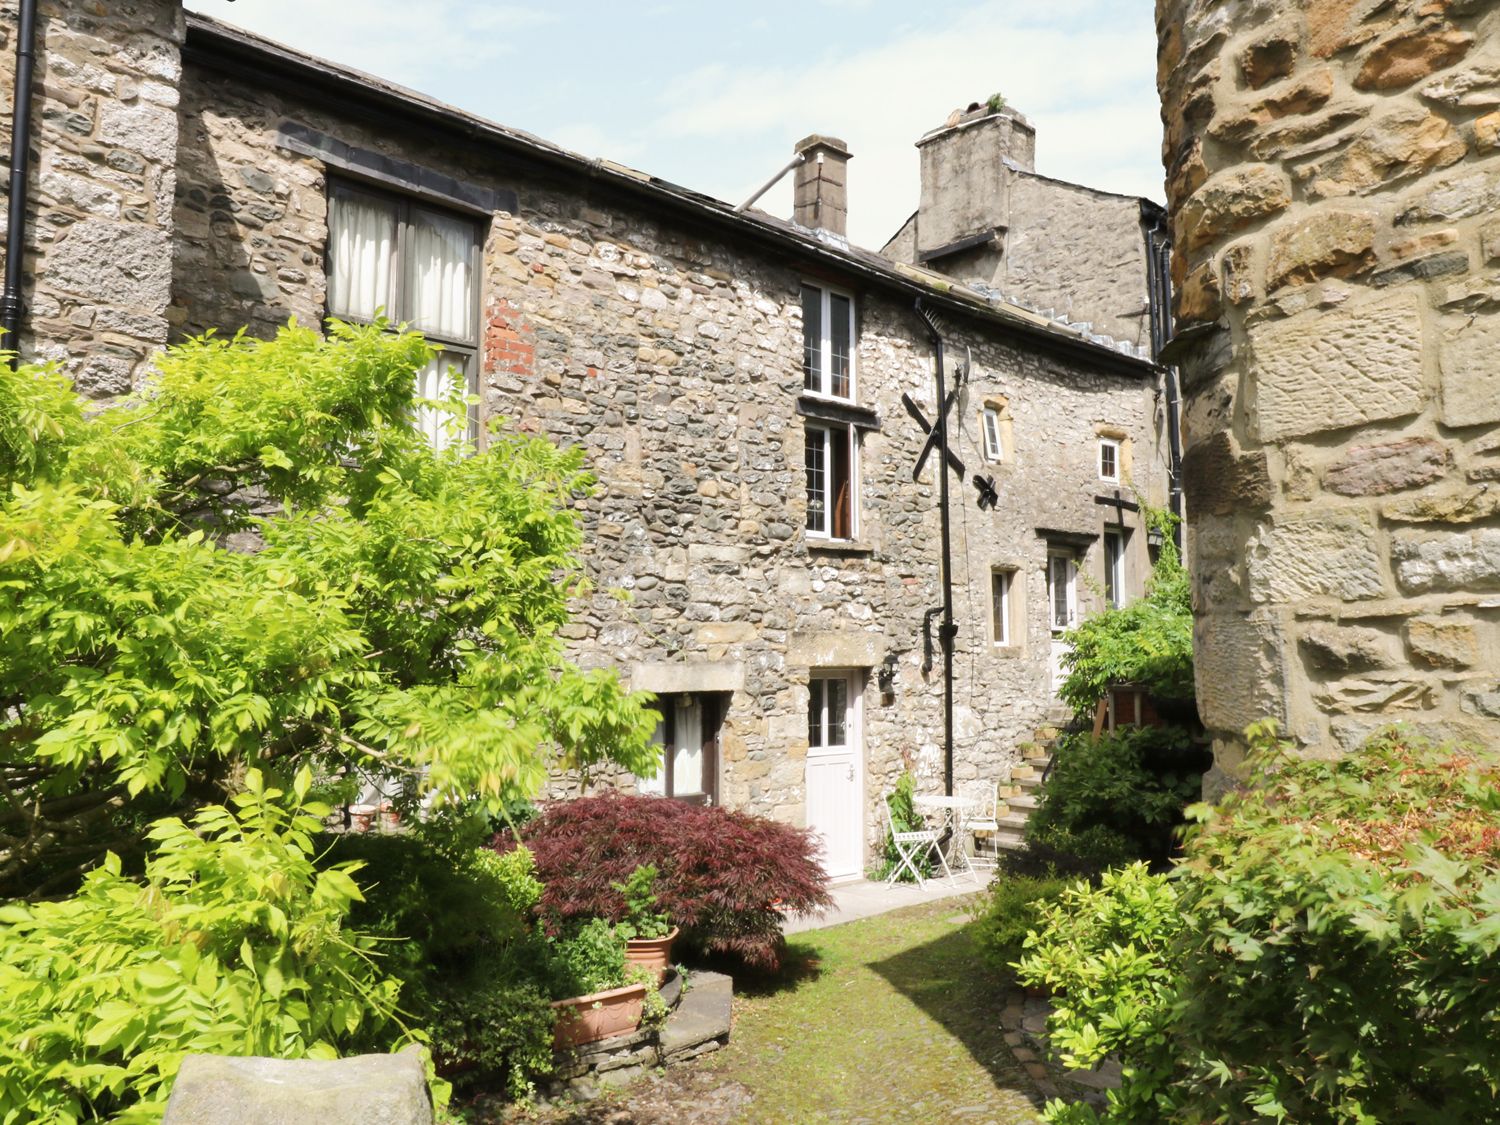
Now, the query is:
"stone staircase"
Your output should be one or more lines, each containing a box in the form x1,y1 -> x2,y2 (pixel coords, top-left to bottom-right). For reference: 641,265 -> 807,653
982,723 -> 1064,860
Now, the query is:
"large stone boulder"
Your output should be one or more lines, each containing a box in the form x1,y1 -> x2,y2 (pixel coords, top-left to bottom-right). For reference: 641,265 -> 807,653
162,1046 -> 433,1125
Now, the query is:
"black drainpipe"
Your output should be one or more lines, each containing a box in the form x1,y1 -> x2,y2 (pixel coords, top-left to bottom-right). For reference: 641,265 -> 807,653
1142,204 -> 1184,552
1,0 -> 39,369
913,299 -> 956,799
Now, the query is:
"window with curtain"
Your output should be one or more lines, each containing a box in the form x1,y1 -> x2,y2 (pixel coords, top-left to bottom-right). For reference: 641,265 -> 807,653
326,181 -> 481,451
638,694 -> 723,805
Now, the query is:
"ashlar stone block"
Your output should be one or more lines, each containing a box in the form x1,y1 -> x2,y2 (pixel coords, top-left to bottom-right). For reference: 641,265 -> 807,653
1439,310 -> 1500,428
1251,289 -> 1425,441
1248,511 -> 1386,604
1393,528 -> 1500,593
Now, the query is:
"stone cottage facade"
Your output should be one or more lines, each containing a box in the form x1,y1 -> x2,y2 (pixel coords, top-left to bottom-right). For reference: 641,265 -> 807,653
2,1 -> 1173,877
1158,0 -> 1500,785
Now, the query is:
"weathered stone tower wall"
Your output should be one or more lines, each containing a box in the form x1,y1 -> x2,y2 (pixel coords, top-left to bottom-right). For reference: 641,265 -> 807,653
1158,0 -> 1500,777
0,0 -> 183,391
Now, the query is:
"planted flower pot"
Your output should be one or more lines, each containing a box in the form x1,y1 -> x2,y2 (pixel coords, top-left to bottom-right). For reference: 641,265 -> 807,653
550,981 -> 647,1050
623,926 -> 679,984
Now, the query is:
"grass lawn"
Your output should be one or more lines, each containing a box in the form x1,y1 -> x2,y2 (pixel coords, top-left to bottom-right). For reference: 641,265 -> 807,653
503,896 -> 1044,1124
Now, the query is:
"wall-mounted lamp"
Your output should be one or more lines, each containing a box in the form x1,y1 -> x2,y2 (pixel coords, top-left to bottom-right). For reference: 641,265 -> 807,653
877,652 -> 898,705
1146,526 -> 1165,550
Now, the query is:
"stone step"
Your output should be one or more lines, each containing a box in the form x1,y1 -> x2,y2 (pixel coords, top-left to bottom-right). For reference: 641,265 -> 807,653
659,970 -> 732,1062
1016,774 -> 1043,792
1006,794 -> 1040,813
998,812 -> 1031,831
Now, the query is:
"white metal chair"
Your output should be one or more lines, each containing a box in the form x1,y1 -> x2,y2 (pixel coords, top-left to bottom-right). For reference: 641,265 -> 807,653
882,788 -> 953,888
962,780 -> 1001,870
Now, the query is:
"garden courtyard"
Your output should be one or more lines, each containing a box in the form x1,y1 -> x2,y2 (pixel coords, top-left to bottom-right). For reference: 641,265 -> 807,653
496,893 -> 1055,1125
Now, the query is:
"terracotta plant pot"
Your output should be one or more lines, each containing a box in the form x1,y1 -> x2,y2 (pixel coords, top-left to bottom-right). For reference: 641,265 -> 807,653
550,982 -> 647,1050
623,926 -> 680,984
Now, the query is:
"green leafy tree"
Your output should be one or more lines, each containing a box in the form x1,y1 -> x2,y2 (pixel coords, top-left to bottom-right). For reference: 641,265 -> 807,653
1057,506 -> 1192,717
0,769 -> 405,1122
0,320 -> 658,896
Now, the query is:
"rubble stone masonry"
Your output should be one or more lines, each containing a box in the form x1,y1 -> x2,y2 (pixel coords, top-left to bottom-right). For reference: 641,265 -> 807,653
0,0 -> 182,392
163,48 -> 1168,857
1158,0 -> 1500,780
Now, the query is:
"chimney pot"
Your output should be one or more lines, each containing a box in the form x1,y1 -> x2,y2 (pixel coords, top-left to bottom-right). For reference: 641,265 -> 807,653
792,134 -> 851,237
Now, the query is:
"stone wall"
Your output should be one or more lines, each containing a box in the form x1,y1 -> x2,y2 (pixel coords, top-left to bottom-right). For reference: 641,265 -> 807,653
0,0 -> 182,392
158,35 -> 1169,862
1158,0 -> 1500,776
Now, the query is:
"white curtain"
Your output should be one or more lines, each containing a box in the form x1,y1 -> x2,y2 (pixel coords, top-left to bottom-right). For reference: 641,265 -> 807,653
413,349 -> 469,453
673,699 -> 703,796
405,206 -> 474,341
639,717 -> 667,797
328,191 -> 396,320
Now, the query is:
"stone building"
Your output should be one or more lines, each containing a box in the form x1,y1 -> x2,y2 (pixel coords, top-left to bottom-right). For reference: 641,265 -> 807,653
2,1 -> 1174,877
1158,0 -> 1500,783
883,101 -> 1171,357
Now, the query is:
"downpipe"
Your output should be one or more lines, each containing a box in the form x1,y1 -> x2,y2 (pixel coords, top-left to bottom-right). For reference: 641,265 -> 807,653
1,0 -> 40,369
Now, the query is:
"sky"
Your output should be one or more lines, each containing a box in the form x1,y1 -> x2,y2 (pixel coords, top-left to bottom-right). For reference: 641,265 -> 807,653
184,1 -> 1164,250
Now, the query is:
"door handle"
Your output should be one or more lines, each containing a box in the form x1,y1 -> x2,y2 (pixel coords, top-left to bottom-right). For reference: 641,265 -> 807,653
847,765 -> 855,782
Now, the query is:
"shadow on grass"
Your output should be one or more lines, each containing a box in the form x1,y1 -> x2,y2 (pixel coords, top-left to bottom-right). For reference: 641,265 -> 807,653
682,936 -> 824,999
869,920 -> 1035,1096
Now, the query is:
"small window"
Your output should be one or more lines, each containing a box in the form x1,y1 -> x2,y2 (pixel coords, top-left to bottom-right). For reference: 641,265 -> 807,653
1104,529 -> 1126,609
1047,551 -> 1077,633
1098,438 -> 1121,483
982,406 -> 1004,461
327,181 -> 481,451
805,423 -> 857,539
639,694 -> 722,805
990,568 -> 1014,646
802,283 -> 855,400
808,674 -> 851,749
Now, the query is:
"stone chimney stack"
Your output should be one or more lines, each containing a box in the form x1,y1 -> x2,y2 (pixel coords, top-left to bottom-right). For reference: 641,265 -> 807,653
914,104 -> 1035,261
792,135 -> 851,237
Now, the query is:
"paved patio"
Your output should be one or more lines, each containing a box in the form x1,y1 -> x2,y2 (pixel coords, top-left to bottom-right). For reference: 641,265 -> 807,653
783,871 -> 992,934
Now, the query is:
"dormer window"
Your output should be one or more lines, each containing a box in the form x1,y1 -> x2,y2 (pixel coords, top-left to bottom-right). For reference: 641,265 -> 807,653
802,283 -> 854,400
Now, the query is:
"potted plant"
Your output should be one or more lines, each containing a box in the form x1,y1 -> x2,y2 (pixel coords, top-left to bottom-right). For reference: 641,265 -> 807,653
547,917 -> 648,1049
613,864 -> 678,984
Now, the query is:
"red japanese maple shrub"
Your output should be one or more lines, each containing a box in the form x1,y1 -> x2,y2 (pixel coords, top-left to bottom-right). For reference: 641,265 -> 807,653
498,794 -> 832,971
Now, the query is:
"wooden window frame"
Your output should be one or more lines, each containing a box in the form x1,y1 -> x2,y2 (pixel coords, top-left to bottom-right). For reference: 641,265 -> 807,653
1098,437 -> 1121,484
804,422 -> 858,541
643,693 -> 722,806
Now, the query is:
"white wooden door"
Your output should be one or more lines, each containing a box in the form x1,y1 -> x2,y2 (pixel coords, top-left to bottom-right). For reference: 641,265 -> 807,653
805,672 -> 863,881
1047,551 -> 1078,697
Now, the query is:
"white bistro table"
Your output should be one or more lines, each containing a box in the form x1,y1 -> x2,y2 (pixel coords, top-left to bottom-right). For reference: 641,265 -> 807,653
911,793 -> 980,883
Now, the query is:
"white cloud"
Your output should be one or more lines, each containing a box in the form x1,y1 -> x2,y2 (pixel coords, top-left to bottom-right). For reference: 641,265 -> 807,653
185,1 -> 552,91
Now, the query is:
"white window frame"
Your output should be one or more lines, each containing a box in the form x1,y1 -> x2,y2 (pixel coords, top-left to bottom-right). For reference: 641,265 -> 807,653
326,179 -> 482,451
801,282 -> 856,402
1098,437 -> 1121,483
807,671 -> 857,752
982,405 -> 1004,461
804,422 -> 859,541
1047,550 -> 1078,634
1104,529 -> 1126,609
991,568 -> 1014,646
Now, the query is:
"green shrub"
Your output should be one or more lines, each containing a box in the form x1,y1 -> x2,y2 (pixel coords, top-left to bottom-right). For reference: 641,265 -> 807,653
1015,863 -> 1183,1123
1167,727 -> 1500,1123
547,917 -> 628,999
969,872 -> 1070,976
613,864 -> 673,942
1022,727 -> 1500,1124
1027,725 -> 1204,868
870,772 -> 932,882
0,771 -> 407,1122
326,835 -> 555,1099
